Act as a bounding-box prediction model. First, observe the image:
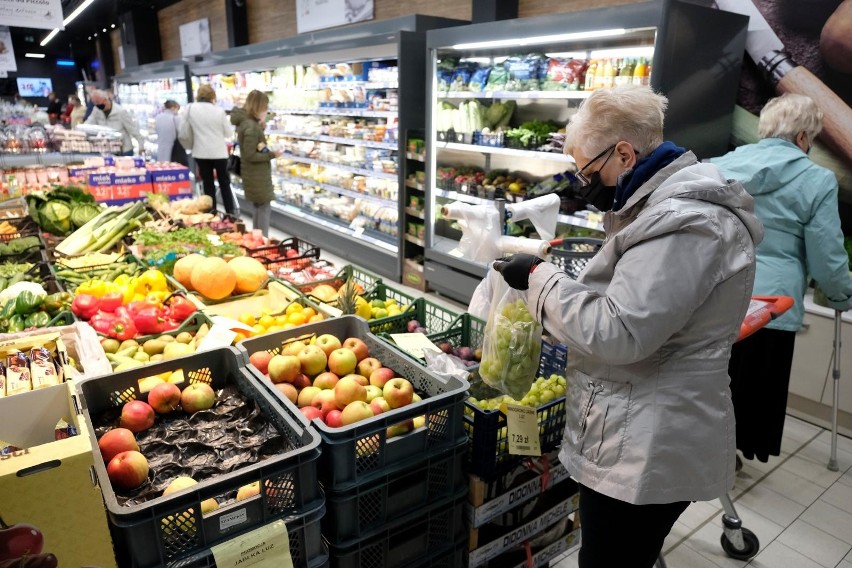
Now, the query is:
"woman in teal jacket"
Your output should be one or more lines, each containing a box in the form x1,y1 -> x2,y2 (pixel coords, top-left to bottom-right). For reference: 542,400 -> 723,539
711,93 -> 852,463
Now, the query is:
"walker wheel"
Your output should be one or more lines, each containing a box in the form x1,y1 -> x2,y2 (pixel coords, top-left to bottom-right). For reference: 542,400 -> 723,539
720,527 -> 759,560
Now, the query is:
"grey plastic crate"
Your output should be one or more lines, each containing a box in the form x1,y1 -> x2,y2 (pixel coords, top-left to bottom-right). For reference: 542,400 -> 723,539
76,347 -> 323,567
236,316 -> 469,492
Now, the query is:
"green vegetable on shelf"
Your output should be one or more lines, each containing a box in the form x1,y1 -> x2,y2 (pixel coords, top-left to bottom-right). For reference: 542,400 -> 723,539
24,311 -> 51,329
7,314 -> 25,333
15,291 -> 43,315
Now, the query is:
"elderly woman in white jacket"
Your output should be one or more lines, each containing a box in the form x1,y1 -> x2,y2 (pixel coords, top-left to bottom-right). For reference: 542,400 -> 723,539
491,85 -> 763,568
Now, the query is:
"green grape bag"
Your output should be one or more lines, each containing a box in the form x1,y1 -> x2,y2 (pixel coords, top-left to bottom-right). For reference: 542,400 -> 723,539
479,276 -> 542,399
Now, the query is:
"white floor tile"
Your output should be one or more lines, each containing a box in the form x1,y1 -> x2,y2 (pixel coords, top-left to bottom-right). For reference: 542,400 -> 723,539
704,500 -> 786,554
821,481 -> 852,514
799,499 -> 852,545
758,468 -> 826,508
797,436 -> 852,471
679,500 -> 722,530
780,455 -> 844,488
837,561 -> 852,568
663,520 -> 693,554
782,416 -> 823,445
678,523 -> 751,568
734,484 -> 806,528
550,549 -> 578,568
814,430 -> 852,455
840,470 -> 852,489
775,519 -> 851,568
748,540 -> 826,568
848,547 -> 852,561
661,542 -> 724,568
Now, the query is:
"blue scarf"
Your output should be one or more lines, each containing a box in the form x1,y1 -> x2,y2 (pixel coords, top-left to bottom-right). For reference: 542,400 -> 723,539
613,141 -> 686,211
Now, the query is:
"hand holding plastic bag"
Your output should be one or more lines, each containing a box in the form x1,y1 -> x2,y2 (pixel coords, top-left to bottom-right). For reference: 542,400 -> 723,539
479,274 -> 542,399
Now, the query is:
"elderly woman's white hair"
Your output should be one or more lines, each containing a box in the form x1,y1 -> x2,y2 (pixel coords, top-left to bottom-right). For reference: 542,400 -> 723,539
565,85 -> 668,160
758,93 -> 823,146
89,89 -> 110,101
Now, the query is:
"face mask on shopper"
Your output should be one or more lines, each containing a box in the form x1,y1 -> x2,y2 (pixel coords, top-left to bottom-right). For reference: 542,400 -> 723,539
577,171 -> 617,211
96,103 -> 107,111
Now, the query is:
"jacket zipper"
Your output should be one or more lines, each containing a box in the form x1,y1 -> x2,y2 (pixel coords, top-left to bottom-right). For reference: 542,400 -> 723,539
580,382 -> 604,434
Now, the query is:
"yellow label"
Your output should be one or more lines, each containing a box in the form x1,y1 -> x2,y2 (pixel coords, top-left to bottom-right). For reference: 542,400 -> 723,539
389,332 -> 441,360
210,519 -> 293,568
506,403 -> 541,456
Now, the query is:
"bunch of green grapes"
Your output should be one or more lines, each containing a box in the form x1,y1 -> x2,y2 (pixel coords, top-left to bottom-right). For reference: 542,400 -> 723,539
479,298 -> 543,398
468,374 -> 567,413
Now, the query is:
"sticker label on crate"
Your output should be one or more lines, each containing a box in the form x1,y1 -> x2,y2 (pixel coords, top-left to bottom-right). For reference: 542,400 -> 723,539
506,404 -> 541,456
390,332 -> 442,360
220,508 -> 249,531
211,518 -> 293,568
509,527 -> 581,568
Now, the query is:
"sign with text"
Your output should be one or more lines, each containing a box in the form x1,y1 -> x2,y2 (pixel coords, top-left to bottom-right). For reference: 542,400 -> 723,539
210,519 -> 293,568
0,0 -> 63,30
0,26 -> 16,73
296,0 -> 374,34
16,77 -> 53,98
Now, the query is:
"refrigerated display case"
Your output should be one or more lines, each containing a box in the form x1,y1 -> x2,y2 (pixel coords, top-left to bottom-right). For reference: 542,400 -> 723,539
424,0 -> 748,303
113,60 -> 193,156
189,16 -> 465,281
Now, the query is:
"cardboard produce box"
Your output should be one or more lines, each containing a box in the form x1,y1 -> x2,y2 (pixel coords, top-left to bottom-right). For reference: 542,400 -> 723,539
0,382 -> 117,567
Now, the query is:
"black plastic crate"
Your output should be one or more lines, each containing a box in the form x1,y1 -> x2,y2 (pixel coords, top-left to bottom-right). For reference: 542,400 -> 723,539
538,339 -> 568,378
261,246 -> 321,273
550,237 -> 603,280
375,297 -> 461,337
164,503 -> 328,568
323,441 -> 467,546
327,491 -> 468,568
236,316 -> 469,492
0,234 -> 45,262
0,216 -> 39,240
243,236 -> 317,259
76,347 -> 323,567
285,264 -> 382,297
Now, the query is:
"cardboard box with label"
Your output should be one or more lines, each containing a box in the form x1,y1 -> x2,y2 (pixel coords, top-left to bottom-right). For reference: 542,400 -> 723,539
0,382 -> 117,567
112,171 -> 151,202
86,170 -> 114,202
148,165 -> 192,197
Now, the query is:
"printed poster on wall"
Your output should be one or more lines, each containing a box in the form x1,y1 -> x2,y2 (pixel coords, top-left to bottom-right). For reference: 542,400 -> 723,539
0,26 -> 16,73
0,0 -> 64,30
179,18 -> 211,58
296,0 -> 374,34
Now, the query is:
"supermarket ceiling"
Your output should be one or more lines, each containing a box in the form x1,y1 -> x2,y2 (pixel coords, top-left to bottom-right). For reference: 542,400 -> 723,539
8,0 -> 182,56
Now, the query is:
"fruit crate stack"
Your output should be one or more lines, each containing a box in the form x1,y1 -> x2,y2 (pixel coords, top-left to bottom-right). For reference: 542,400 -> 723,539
75,347 -> 326,567
237,316 -> 471,568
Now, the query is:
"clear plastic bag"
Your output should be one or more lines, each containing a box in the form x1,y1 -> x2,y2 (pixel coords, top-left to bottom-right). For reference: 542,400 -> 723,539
479,275 -> 543,399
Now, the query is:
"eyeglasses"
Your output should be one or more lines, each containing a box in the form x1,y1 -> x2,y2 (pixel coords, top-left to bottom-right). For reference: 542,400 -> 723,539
576,144 -> 616,186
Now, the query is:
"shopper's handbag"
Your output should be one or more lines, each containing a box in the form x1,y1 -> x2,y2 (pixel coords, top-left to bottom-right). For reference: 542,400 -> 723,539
170,115 -> 189,165
177,104 -> 194,150
227,146 -> 241,177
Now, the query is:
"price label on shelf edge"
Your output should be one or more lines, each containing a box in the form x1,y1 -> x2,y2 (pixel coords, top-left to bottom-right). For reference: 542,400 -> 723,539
506,403 -> 541,456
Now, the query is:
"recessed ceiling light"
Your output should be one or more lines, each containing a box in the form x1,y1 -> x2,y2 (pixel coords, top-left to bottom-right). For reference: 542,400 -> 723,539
94,32 -> 98,37
102,28 -> 106,32
25,53 -> 46,58
88,36 -> 92,40
111,24 -> 116,28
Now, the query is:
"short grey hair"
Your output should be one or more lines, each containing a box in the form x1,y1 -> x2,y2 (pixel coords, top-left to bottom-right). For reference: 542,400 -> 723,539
90,89 -> 109,101
758,93 -> 823,146
565,85 -> 668,160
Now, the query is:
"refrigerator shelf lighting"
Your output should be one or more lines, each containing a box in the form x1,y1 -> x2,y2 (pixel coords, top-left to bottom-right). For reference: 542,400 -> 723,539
450,29 -> 626,51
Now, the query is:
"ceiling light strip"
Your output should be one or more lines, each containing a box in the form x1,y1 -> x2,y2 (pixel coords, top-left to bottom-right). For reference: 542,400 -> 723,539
40,0 -> 99,46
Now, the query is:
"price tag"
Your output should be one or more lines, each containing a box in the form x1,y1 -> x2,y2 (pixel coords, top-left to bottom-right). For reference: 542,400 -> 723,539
211,519 -> 293,568
389,333 -> 442,360
506,404 -> 541,456
197,323 -> 238,351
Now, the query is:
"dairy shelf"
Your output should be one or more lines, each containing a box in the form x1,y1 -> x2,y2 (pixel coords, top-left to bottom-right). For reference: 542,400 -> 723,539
303,81 -> 399,90
274,174 -> 397,207
271,107 -> 397,119
279,154 -> 398,181
404,207 -> 424,219
437,142 -> 576,164
267,131 -> 398,151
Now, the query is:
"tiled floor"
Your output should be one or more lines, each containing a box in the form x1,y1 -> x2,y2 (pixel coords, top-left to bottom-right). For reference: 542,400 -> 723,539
550,416 -> 852,568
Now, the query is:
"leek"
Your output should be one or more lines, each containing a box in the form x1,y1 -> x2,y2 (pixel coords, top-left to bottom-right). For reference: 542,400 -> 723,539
56,201 -> 152,256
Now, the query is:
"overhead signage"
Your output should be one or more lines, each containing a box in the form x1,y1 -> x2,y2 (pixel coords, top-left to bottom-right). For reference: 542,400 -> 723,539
0,26 -> 16,73
0,0 -> 64,31
296,0 -> 374,34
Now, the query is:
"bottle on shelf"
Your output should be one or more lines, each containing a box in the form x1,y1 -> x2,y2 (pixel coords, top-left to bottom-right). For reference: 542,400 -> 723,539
584,60 -> 598,91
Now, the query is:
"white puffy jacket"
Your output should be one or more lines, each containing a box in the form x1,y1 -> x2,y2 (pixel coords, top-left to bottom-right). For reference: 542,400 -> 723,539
180,102 -> 232,159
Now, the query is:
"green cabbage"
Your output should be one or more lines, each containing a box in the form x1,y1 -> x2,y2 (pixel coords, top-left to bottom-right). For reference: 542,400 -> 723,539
71,203 -> 102,229
40,200 -> 73,235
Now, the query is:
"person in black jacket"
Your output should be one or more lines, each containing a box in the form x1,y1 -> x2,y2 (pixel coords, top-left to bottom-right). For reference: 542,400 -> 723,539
46,92 -> 62,125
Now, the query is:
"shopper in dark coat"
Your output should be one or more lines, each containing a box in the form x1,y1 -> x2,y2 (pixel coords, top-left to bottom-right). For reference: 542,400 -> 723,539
231,90 -> 279,237
46,92 -> 62,125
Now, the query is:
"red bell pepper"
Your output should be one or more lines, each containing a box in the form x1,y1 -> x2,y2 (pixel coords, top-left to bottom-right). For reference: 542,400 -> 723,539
126,301 -> 159,318
99,292 -> 124,313
111,317 -> 137,341
71,294 -> 100,320
133,307 -> 172,335
165,295 -> 196,322
114,305 -> 132,320
89,311 -> 116,334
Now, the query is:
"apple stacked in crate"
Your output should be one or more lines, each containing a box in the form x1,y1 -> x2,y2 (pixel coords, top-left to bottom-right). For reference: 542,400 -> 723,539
239,316 -> 470,568
77,347 -> 326,568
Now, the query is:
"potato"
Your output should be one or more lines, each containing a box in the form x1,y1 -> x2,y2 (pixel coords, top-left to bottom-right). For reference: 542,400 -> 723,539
821,0 -> 852,74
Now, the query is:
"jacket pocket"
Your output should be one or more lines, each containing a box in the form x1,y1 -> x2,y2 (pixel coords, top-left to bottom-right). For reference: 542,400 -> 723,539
569,372 -> 633,468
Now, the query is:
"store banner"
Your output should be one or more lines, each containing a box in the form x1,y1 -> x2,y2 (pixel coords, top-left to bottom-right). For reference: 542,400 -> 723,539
0,26 -> 16,73
296,0 -> 374,34
0,0 -> 64,30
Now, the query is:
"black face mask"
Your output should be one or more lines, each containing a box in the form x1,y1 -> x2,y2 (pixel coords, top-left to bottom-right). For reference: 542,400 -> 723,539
95,103 -> 107,110
577,171 -> 617,212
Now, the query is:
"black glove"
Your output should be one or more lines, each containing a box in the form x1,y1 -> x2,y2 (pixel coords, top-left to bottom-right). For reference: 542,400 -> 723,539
493,254 -> 544,290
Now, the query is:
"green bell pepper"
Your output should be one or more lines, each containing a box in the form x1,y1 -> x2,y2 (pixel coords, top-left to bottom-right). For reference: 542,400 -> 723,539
41,293 -> 65,314
8,314 -> 26,333
24,311 -> 51,329
15,291 -> 42,316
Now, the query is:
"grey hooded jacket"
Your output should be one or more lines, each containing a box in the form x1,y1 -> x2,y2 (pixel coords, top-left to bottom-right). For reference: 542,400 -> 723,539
527,152 -> 764,504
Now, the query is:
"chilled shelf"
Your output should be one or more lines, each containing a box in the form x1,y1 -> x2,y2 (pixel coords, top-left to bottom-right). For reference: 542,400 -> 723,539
438,90 -> 592,101
405,180 -> 425,191
406,152 -> 425,162
304,81 -> 399,90
271,107 -> 397,119
274,174 -> 397,206
404,207 -> 424,219
267,131 -> 398,151
437,142 -> 575,163
404,234 -> 426,247
278,153 -> 398,181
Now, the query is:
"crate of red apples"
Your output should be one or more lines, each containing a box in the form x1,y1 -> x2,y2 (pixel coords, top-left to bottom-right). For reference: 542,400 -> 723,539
238,316 -> 470,491
76,347 -> 324,567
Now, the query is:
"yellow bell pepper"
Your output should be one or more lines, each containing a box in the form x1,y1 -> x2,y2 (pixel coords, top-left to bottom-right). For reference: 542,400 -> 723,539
76,279 -> 118,298
145,291 -> 169,305
137,269 -> 169,295
122,276 -> 139,304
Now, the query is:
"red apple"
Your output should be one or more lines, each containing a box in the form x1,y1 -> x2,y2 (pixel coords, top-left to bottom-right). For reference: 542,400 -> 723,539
107,450 -> 149,490
282,340 -> 307,357
311,389 -> 339,415
98,428 -> 139,463
297,386 -> 322,408
334,376 -> 368,407
148,382 -> 181,414
120,400 -> 155,433
268,354 -> 301,384
340,401 -> 374,426
300,406 -> 323,422
0,521 -> 44,560
325,409 -> 343,428
313,371 -> 339,390
298,345 -> 327,376
341,373 -> 368,386
249,351 -> 274,375
342,337 -> 369,362
273,383 -> 298,405
292,373 -> 312,389
315,334 -> 342,357
365,385 -> 383,402
369,367 -> 395,389
383,378 -> 414,409
327,348 -> 357,376
181,383 -> 216,414
370,397 -> 391,416
357,357 -> 382,378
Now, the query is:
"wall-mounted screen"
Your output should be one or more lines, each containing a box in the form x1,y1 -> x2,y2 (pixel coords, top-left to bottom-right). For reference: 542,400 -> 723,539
16,77 -> 53,97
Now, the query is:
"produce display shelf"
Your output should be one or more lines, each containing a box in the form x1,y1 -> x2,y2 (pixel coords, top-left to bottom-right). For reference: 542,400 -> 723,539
404,207 -> 424,219
437,90 -> 593,100
274,174 -> 397,206
267,131 -> 399,151
279,153 -> 398,181
404,234 -> 425,247
268,199 -> 398,252
304,81 -> 399,90
270,107 -> 397,119
405,180 -> 425,191
406,152 -> 426,162
437,141 -> 576,163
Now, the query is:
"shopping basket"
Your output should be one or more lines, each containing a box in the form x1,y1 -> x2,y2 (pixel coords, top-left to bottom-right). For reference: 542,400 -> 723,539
548,237 -> 603,280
